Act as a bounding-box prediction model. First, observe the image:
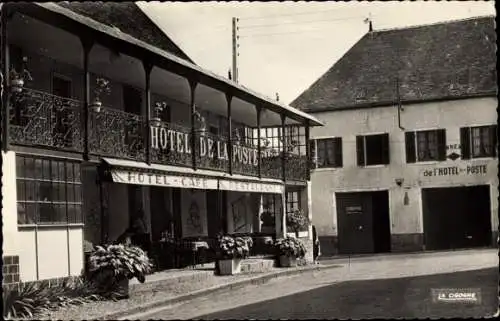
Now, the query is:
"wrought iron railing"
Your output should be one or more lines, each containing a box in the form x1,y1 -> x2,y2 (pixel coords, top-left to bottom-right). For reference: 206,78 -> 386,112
7,89 -> 309,182
285,154 -> 308,182
196,131 -> 229,172
89,106 -> 146,161
150,121 -> 194,168
232,141 -> 260,177
9,88 -> 83,152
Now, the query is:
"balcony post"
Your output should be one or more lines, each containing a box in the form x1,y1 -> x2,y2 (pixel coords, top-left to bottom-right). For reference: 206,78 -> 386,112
226,93 -> 233,175
281,114 -> 287,182
1,6 -> 10,152
80,36 -> 94,160
189,79 -> 198,170
305,121 -> 310,181
256,105 -> 262,178
143,62 -> 153,165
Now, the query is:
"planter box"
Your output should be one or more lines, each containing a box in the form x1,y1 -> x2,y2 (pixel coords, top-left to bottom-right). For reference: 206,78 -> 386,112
279,255 -> 297,268
218,258 -> 242,275
113,276 -> 130,300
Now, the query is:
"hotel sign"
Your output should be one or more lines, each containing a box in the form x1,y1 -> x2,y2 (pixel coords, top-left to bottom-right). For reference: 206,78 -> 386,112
150,126 -> 278,167
422,164 -> 487,177
110,170 -> 283,194
219,179 -> 284,194
111,170 -> 219,190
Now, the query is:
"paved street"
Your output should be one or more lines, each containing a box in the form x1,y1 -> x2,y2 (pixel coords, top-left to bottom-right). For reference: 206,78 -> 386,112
126,249 -> 498,320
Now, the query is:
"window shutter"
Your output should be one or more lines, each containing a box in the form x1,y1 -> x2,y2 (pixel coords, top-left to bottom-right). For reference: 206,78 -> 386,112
334,137 -> 343,167
405,132 -> 416,163
437,129 -> 447,161
356,136 -> 365,166
491,125 -> 497,157
309,139 -> 316,169
460,127 -> 471,160
382,133 -> 390,164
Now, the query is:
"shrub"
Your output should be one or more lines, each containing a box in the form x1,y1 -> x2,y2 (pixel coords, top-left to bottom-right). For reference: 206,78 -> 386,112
274,236 -> 307,259
286,209 -> 310,235
2,277 -> 104,320
87,244 -> 153,288
215,235 -> 253,260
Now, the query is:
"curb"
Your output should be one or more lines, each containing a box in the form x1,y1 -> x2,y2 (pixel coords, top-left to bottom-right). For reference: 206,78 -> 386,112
100,264 -> 341,320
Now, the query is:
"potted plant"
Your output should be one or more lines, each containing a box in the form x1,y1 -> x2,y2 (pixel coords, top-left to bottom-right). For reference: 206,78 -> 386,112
9,58 -> 33,93
91,77 -> 111,113
274,236 -> 306,268
215,235 -> 252,275
193,109 -> 207,135
152,101 -> 167,126
87,244 -> 153,299
286,209 -> 310,238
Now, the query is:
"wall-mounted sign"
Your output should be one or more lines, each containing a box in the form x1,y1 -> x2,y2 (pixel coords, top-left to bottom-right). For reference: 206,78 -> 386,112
111,170 -> 219,190
422,164 -> 487,177
346,206 -> 363,215
219,179 -> 284,194
151,126 -> 279,167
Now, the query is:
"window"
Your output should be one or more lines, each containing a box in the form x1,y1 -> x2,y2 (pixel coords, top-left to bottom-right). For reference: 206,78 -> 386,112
405,129 -> 446,163
16,155 -> 83,226
286,191 -> 300,214
356,133 -> 390,166
309,137 -> 342,168
461,125 -> 497,159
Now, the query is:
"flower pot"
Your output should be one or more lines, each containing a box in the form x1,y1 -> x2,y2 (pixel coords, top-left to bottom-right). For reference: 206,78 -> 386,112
217,258 -> 242,275
279,255 -> 297,268
90,101 -> 102,113
113,275 -> 130,300
11,78 -> 24,93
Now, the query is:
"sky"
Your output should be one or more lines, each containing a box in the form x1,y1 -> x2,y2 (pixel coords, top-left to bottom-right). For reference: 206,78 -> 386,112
138,1 -> 495,105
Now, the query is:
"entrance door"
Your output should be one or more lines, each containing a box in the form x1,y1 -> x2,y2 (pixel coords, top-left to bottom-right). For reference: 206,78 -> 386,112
422,185 -> 492,250
336,192 -> 374,254
150,187 -> 172,242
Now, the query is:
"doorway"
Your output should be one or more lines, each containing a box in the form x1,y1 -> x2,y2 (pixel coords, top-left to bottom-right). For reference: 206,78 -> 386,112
336,190 -> 391,254
52,74 -> 73,147
422,185 -> 492,250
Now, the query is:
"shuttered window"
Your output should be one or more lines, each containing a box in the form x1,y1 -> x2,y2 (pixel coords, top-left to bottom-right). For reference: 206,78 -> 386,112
356,133 -> 390,166
405,129 -> 446,163
461,125 -> 497,159
310,137 -> 343,168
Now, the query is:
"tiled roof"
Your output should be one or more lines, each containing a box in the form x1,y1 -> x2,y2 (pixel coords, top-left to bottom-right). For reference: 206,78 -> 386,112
291,16 -> 497,112
58,1 -> 193,63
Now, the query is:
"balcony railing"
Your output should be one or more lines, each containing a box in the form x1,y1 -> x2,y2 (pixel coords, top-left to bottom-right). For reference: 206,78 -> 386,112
9,88 -> 83,152
8,89 -> 309,182
89,106 -> 146,161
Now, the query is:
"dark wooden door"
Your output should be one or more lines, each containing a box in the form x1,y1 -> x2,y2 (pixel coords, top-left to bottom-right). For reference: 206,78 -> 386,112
336,192 -> 374,254
206,190 -> 221,238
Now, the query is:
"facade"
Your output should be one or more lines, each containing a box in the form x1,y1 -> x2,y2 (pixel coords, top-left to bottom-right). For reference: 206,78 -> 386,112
291,17 -> 497,256
1,2 -> 321,285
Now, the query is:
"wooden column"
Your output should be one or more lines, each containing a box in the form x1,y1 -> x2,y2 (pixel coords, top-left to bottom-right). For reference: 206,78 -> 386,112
189,79 -> 198,170
143,62 -> 153,165
226,93 -> 233,175
281,114 -> 287,181
80,37 -> 93,160
256,105 -> 262,178
1,6 -> 10,152
305,121 -> 311,181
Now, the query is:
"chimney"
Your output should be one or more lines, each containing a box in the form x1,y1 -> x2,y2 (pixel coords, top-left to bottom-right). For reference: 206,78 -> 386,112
228,69 -> 232,80
276,93 -> 280,101
369,20 -> 373,32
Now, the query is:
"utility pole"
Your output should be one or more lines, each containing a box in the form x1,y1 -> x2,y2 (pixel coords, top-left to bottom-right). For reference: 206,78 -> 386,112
232,17 -> 239,83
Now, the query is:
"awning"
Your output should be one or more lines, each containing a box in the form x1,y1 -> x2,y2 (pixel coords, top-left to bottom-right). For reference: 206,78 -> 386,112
102,158 -> 284,194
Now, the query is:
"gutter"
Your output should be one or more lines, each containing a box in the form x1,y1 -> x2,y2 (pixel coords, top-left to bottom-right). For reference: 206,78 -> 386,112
299,91 -> 498,114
